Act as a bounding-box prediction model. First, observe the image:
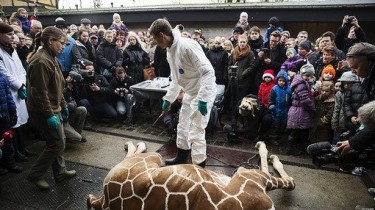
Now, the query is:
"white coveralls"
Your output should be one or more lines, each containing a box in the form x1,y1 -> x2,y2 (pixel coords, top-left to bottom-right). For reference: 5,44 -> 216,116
163,29 -> 217,164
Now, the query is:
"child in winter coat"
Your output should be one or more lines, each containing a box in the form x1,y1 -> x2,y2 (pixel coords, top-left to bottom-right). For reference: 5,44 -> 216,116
331,71 -> 359,144
314,64 -> 336,92
280,48 -> 303,83
268,70 -> 291,145
258,69 -> 275,108
0,72 -> 22,175
286,64 -> 316,156
110,13 -> 129,40
309,81 -> 335,143
15,8 -> 31,34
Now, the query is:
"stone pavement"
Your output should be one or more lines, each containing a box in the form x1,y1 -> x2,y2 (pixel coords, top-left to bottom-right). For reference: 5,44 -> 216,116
0,110 -> 374,209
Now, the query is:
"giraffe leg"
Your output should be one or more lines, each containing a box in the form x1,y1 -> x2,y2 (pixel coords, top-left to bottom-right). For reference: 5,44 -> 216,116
134,142 -> 147,154
87,194 -> 104,210
269,155 -> 295,190
124,141 -> 137,157
255,141 -> 269,173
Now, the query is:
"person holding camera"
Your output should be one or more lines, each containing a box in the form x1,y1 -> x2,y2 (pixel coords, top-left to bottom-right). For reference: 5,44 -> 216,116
63,76 -> 87,143
109,67 -> 135,124
337,42 -> 375,156
149,18 -> 217,168
335,15 -> 366,54
78,68 -> 117,120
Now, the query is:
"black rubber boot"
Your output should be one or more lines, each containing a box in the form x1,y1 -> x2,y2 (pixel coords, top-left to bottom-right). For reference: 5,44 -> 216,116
165,149 -> 190,166
286,135 -> 303,156
1,142 -> 23,173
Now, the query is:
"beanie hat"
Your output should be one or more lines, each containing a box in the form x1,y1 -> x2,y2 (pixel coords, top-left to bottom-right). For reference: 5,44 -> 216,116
55,17 -> 67,28
0,23 -> 14,34
321,64 -> 336,78
282,31 -> 290,38
299,40 -> 311,51
268,16 -> 279,25
300,64 -> 315,77
113,13 -> 121,20
263,69 -> 275,81
287,48 -> 297,57
338,71 -> 359,82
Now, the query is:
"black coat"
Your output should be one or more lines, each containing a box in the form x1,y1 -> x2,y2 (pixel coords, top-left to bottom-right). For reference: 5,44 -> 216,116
206,47 -> 229,85
123,45 -> 150,84
335,26 -> 367,54
154,46 -> 171,77
78,74 -> 112,105
96,40 -> 123,74
343,82 -> 370,131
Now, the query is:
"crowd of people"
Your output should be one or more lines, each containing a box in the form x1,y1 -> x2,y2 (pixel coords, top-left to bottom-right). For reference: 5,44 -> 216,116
0,8 -> 374,190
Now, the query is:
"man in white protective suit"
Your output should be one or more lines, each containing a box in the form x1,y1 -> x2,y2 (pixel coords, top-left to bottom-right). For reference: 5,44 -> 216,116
149,18 -> 217,167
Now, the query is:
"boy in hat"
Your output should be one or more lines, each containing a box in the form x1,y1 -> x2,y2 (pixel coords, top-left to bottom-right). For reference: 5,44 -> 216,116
268,70 -> 291,145
331,71 -> 359,144
264,16 -> 283,47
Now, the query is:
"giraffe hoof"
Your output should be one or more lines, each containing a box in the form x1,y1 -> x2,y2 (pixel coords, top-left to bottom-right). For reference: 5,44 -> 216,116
136,142 -> 147,153
124,141 -> 134,151
255,141 -> 265,149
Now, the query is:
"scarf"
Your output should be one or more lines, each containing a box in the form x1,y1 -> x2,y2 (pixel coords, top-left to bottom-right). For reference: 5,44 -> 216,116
233,45 -> 251,62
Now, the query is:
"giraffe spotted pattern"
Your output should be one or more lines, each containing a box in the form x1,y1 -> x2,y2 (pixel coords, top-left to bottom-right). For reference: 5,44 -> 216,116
88,141 -> 295,210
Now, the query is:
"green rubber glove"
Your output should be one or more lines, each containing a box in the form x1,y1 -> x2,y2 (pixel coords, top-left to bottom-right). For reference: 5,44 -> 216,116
47,116 -> 60,129
61,107 -> 69,121
162,100 -> 170,110
198,100 -> 208,116
18,86 -> 27,100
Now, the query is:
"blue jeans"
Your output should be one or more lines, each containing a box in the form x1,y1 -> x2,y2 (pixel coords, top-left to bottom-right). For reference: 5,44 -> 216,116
79,99 -> 117,119
115,94 -> 135,117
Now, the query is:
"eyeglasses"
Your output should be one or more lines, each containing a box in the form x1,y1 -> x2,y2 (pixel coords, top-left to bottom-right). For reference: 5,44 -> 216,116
54,39 -> 67,45
90,37 -> 98,40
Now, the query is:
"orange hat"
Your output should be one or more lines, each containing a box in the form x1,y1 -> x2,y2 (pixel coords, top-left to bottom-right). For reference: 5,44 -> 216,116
321,64 -> 336,78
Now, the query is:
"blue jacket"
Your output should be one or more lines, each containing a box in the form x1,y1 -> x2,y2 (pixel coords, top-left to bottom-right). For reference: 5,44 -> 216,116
57,36 -> 75,74
269,71 -> 291,121
0,72 -> 17,118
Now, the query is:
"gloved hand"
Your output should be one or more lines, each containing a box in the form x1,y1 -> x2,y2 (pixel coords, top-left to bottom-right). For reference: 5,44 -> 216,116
47,116 -> 60,129
198,100 -> 208,116
162,100 -> 170,111
61,107 -> 69,122
18,85 -> 27,100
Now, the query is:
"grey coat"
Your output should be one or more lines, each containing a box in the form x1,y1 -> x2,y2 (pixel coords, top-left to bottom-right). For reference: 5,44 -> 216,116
72,40 -> 95,66
331,90 -> 346,130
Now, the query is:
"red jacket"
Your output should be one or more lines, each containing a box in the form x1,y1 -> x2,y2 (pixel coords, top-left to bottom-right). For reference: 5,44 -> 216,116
258,81 -> 275,108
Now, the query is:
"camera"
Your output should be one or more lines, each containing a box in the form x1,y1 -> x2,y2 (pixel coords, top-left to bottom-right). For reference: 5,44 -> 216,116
307,131 -> 375,169
117,88 -> 127,97
346,16 -> 355,25
228,65 -> 238,77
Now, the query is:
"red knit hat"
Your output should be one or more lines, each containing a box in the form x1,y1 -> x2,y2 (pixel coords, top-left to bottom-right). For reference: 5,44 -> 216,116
262,69 -> 275,81
321,64 -> 336,78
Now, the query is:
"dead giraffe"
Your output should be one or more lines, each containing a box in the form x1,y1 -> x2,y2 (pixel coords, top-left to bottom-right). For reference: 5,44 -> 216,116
87,141 -> 295,210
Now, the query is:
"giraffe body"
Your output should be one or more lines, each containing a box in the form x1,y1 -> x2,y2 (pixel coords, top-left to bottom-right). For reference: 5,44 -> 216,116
88,142 -> 295,210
